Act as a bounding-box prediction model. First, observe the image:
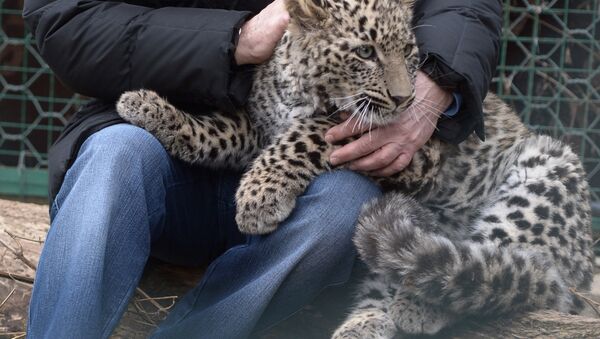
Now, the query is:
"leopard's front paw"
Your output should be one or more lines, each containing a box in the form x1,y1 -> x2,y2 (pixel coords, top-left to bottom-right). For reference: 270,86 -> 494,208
116,89 -> 163,129
235,171 -> 298,235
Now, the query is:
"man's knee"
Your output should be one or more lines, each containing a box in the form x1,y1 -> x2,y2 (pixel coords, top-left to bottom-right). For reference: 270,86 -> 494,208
79,123 -> 168,167
55,123 -> 172,209
52,124 -> 169,235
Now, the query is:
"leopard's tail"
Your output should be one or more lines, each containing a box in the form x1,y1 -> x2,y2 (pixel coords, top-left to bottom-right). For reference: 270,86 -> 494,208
354,193 -> 590,316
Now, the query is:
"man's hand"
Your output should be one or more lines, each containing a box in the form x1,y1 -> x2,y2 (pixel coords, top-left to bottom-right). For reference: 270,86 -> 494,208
235,0 -> 290,65
325,70 -> 453,177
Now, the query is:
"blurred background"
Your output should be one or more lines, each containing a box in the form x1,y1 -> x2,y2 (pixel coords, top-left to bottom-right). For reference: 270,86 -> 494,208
1,0 -> 599,231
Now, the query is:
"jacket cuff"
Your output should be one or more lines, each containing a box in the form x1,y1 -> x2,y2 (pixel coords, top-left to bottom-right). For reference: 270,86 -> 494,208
442,92 -> 462,117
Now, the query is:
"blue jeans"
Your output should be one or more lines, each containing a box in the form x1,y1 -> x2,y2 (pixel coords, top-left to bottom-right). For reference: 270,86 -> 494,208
27,124 -> 381,338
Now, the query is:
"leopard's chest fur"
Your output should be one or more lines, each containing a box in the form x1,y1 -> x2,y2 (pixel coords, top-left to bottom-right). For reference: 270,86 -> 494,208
243,33 -> 333,148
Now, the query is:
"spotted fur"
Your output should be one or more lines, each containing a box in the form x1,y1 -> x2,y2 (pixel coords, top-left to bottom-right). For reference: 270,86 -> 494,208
116,0 -> 594,337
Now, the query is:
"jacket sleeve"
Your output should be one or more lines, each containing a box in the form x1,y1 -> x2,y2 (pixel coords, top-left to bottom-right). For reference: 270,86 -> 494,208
413,0 -> 503,144
22,0 -> 253,112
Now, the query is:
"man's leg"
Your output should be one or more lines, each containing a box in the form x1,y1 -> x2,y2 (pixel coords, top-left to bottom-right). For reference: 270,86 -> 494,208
153,170 -> 382,339
27,124 -> 242,338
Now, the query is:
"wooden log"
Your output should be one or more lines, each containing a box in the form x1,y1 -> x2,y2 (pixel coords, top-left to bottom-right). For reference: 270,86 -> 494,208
1,198 -> 599,339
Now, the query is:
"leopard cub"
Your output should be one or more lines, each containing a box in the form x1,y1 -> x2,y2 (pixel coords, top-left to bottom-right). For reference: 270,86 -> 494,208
117,0 -> 594,337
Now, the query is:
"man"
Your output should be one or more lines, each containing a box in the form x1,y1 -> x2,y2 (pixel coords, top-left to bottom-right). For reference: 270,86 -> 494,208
23,0 -> 501,337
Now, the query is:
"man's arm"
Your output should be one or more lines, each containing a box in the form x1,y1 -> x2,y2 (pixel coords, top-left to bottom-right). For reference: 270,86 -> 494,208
22,0 -> 252,112
414,0 -> 503,143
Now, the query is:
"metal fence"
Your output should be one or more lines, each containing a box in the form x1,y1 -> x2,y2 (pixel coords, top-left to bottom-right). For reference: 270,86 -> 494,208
1,0 -> 599,222
491,0 -> 600,227
0,0 -> 83,197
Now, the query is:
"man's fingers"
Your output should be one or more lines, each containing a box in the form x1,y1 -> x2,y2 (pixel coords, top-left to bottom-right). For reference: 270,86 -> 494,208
348,143 -> 402,172
325,117 -> 371,143
370,153 -> 413,177
329,133 -> 384,166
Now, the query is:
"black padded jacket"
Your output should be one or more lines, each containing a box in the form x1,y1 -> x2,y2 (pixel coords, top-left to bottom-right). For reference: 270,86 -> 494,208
22,0 -> 503,201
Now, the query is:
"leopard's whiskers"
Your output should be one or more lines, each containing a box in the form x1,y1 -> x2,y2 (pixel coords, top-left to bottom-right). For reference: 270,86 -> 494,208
336,96 -> 367,111
377,108 -> 385,128
368,103 -> 375,140
344,100 -> 367,129
329,92 -> 365,101
416,57 -> 429,69
417,97 -> 449,105
354,98 -> 371,132
412,100 -> 445,118
353,102 -> 366,132
357,99 -> 370,130
411,102 -> 443,130
364,99 -> 373,133
412,24 -> 434,30
406,103 -> 419,123
329,96 -> 368,118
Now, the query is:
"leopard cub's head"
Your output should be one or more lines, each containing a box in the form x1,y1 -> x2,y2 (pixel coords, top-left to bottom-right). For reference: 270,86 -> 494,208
285,0 -> 418,125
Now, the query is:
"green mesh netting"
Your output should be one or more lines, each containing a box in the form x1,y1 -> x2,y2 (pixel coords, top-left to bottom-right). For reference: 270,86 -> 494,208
491,0 -> 600,224
0,0 -> 83,196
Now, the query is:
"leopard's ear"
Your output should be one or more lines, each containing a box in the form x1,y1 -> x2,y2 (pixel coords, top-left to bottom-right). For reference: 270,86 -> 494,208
286,0 -> 330,30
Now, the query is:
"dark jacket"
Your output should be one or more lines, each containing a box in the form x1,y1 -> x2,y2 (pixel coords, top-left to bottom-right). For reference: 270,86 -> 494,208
22,0 -> 502,201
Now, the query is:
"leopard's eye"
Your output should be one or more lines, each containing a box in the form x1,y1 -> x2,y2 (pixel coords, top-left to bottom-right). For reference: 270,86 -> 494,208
355,45 -> 376,60
404,44 -> 414,56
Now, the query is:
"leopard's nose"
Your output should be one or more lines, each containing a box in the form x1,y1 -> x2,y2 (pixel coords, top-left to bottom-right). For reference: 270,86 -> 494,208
392,95 -> 412,107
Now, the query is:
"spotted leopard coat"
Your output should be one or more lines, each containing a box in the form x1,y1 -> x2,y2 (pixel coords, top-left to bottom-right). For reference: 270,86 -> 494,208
116,0 -> 594,337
